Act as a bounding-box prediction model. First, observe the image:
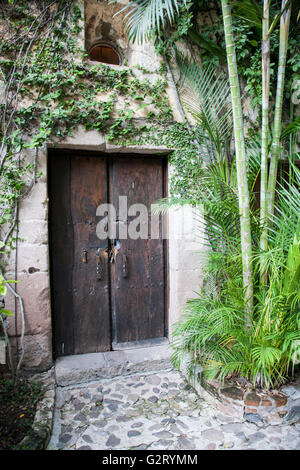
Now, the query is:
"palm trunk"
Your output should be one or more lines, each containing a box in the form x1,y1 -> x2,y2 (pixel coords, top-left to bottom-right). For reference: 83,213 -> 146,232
267,0 -> 292,217
260,0 -> 270,283
220,0 -> 253,318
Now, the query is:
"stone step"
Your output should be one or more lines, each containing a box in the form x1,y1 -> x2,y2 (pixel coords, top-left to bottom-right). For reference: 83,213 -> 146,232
55,342 -> 172,386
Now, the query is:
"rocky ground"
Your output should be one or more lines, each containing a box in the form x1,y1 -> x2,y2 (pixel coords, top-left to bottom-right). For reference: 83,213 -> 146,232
47,368 -> 300,450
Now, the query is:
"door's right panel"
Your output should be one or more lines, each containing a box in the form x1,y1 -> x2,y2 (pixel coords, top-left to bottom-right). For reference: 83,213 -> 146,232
110,156 -> 166,346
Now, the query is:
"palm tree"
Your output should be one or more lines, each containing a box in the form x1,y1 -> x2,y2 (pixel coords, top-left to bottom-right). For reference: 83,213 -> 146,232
267,0 -> 292,218
260,0 -> 271,283
220,0 -> 253,318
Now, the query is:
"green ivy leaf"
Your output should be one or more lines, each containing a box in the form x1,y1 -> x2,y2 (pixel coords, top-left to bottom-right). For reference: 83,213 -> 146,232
0,285 -> 6,296
0,309 -> 14,317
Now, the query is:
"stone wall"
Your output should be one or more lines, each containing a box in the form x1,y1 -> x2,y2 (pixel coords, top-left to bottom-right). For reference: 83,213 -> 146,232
84,0 -> 128,59
3,0 -> 206,369
5,147 -> 52,369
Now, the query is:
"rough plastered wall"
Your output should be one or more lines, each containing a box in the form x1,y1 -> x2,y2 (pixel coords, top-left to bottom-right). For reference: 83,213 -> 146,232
84,0 -> 128,60
84,0 -> 167,72
4,0 -> 205,370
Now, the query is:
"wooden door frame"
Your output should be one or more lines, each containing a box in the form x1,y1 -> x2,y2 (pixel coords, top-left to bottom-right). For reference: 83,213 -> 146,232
47,148 -> 169,358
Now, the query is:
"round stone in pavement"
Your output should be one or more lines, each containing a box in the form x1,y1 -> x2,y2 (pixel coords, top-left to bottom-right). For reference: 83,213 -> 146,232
128,430 -> 141,437
245,412 -> 264,425
131,422 -> 143,428
145,376 -> 161,385
201,429 -> 224,442
284,406 -> 300,424
74,413 -> 87,422
177,436 -> 196,449
59,433 -> 72,444
221,423 -> 244,434
148,396 -> 158,403
248,431 -> 266,442
106,434 -> 121,447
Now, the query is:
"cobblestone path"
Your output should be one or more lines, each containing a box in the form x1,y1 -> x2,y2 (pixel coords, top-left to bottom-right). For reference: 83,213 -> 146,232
47,368 -> 300,450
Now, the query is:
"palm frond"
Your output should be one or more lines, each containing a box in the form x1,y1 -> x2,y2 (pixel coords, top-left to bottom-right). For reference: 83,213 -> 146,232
232,0 -> 263,33
281,115 -> 300,141
187,29 -> 227,62
114,0 -> 183,44
174,51 -> 233,158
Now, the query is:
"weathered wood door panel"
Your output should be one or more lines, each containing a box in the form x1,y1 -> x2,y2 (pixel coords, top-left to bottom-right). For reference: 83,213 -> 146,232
49,151 -> 166,357
70,155 -> 111,355
110,157 -> 165,347
49,152 -> 111,357
49,153 -> 74,356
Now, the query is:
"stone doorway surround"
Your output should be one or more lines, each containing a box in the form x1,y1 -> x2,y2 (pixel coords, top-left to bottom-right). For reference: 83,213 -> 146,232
5,128 -> 206,370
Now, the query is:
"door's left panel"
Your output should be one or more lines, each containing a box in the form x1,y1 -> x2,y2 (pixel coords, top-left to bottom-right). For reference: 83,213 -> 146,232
48,150 -> 111,357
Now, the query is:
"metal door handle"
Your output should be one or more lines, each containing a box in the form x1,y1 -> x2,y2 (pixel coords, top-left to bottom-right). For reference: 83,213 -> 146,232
82,249 -> 88,263
96,248 -> 103,280
122,254 -> 128,278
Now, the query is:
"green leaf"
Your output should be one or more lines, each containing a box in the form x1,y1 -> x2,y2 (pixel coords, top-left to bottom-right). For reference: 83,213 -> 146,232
0,309 -> 14,317
0,285 -> 7,296
187,30 -> 226,62
232,0 -> 263,34
281,116 -> 300,140
283,235 -> 300,295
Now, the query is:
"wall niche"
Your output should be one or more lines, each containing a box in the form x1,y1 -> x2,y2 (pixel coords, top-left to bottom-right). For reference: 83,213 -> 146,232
85,0 -> 128,65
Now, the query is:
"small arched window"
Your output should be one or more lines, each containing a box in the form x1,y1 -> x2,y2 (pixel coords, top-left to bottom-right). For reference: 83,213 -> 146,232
88,43 -> 120,65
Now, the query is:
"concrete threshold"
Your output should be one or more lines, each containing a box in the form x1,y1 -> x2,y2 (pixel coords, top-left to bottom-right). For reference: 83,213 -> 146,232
55,341 -> 172,387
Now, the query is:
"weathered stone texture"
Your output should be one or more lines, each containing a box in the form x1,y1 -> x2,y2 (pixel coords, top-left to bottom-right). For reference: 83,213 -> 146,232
6,272 -> 51,337
21,332 -> 53,369
18,182 -> 48,221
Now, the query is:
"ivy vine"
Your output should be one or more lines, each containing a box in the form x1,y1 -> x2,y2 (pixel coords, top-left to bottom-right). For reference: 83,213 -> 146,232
0,0 -> 199,262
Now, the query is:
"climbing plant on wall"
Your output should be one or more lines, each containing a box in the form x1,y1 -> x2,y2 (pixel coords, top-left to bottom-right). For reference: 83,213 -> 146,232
0,0 -> 199,254
0,0 -> 200,375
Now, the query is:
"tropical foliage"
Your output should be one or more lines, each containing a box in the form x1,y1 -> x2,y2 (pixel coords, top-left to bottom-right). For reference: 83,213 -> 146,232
171,157 -> 300,389
122,0 -> 300,389
155,57 -> 300,388
117,0 -> 184,43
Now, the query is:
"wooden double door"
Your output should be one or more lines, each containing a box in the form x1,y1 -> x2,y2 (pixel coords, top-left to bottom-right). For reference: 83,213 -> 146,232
48,150 -> 167,357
